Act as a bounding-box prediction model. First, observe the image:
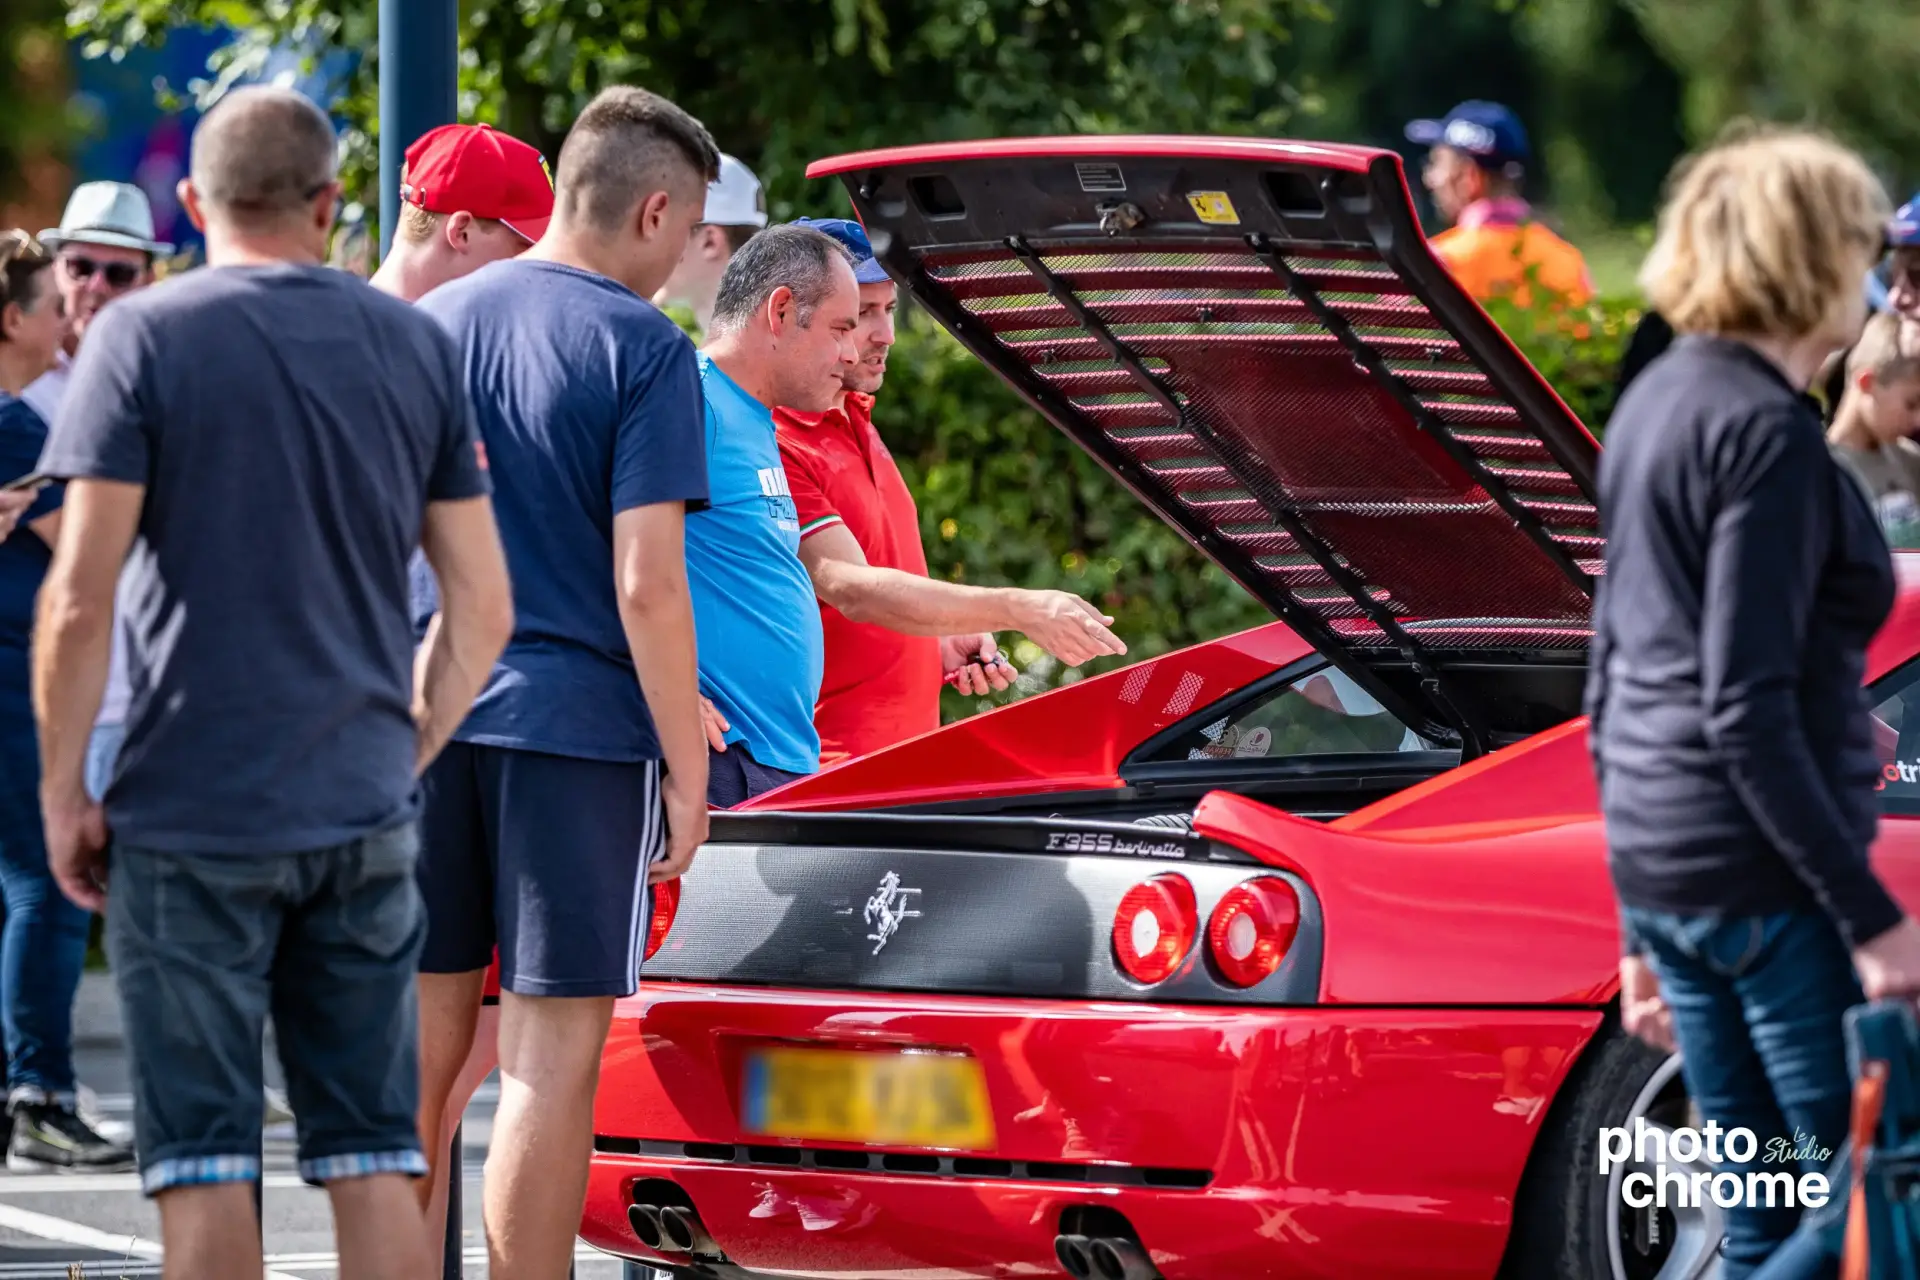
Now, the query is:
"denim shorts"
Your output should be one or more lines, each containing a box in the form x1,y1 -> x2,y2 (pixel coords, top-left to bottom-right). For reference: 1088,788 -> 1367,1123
106,821 -> 429,1196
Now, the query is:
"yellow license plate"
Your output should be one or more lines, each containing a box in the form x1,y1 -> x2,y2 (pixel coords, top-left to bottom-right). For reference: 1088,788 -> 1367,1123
742,1046 -> 994,1150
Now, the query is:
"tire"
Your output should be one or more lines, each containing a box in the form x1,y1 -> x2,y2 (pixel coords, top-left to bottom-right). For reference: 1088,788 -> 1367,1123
1500,1021 -> 1720,1280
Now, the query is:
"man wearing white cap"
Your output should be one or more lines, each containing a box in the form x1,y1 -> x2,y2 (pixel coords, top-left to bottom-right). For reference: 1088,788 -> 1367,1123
26,183 -> 170,828
23,182 -> 172,425
653,153 -> 769,333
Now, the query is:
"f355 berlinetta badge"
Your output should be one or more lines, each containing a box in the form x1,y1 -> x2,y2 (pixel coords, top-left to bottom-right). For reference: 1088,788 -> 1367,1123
863,871 -> 922,955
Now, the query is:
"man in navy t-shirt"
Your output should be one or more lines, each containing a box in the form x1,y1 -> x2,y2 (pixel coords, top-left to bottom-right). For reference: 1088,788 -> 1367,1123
32,89 -> 511,1276
411,85 -> 718,1275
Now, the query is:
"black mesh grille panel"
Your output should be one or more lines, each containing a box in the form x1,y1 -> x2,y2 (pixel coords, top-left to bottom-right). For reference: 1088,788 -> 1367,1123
821,141 -> 1602,746
935,239 -> 1593,648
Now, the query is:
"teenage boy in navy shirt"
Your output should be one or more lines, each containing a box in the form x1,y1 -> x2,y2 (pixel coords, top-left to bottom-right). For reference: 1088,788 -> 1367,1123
412,86 -> 718,1280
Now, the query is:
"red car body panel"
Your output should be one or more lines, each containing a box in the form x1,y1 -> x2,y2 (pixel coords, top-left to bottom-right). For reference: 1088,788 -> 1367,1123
582,988 -> 1602,1279
805,135 -> 1386,178
582,133 -> 1920,1277
746,622 -> 1315,813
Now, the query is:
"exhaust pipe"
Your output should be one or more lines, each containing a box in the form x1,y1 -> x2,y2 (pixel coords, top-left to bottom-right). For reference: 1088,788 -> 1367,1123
658,1204 -> 719,1256
627,1203 -> 672,1252
1054,1233 -> 1093,1278
1089,1236 -> 1158,1280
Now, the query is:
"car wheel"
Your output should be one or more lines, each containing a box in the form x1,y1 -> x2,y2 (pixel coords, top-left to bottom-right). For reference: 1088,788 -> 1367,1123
1501,1025 -> 1725,1280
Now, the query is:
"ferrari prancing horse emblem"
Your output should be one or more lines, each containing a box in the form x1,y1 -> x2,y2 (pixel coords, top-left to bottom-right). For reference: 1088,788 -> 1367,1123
863,871 -> 922,955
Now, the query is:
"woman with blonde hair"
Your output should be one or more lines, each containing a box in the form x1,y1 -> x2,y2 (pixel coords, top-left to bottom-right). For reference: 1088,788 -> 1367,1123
1587,127 -> 1920,1279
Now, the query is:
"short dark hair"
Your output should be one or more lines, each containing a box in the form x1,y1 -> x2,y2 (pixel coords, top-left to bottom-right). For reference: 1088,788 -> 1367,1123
0,231 -> 55,336
708,225 -> 853,337
553,86 -> 721,234
189,86 -> 338,221
717,223 -> 759,255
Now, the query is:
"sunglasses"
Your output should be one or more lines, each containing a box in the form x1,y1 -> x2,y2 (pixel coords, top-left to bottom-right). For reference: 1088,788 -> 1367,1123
62,255 -> 143,290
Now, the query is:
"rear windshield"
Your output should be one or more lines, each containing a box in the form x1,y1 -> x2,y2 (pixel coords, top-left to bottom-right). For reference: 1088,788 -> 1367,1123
1137,663 -> 1447,763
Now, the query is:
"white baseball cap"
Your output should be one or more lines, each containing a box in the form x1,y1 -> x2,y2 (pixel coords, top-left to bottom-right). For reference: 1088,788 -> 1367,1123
703,154 -> 767,228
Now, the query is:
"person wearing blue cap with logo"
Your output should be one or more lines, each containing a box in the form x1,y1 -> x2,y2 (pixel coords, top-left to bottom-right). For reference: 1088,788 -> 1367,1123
1404,100 -> 1593,306
1815,194 -> 1920,414
1878,193 -> 1920,331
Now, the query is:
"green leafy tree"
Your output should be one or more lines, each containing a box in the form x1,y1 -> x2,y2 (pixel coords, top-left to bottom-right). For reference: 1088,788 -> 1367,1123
1621,0 -> 1920,187
0,1 -> 65,205
71,0 -> 1327,219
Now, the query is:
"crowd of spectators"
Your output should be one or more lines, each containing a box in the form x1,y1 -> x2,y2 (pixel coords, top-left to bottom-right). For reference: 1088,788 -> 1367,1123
0,69 -> 1913,1280
0,76 -> 1128,1278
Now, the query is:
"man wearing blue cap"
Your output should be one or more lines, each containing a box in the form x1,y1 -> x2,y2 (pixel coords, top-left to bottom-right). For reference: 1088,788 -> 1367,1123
1881,194 -> 1920,337
1404,100 -> 1592,306
774,217 -> 1126,769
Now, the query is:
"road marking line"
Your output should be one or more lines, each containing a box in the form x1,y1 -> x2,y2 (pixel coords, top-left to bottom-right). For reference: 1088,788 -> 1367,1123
0,1266 -> 161,1277
0,1202 -> 308,1280
0,1201 -> 160,1257
0,1170 -> 494,1194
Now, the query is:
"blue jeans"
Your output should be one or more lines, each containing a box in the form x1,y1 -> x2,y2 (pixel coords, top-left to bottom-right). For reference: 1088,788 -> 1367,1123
0,714 -> 87,1103
1623,906 -> 1861,1280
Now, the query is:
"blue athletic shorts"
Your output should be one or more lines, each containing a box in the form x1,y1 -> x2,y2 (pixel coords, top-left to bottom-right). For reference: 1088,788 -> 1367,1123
415,742 -> 665,998
707,743 -> 805,809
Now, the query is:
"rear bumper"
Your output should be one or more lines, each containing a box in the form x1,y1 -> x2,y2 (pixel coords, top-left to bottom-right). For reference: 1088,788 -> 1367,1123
584,983 -> 1604,1279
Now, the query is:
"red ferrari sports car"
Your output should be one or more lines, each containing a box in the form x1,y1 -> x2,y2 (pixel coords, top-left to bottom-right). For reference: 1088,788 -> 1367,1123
578,136 -> 1920,1280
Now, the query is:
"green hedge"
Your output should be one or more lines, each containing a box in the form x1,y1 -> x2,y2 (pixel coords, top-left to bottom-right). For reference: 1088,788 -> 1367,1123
869,294 -> 1645,721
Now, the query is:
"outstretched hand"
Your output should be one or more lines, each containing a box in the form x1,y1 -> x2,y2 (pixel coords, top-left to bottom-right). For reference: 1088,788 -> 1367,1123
1010,590 -> 1128,668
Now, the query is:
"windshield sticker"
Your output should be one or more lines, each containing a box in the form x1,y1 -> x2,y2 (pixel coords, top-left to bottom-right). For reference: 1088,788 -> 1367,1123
1075,162 -> 1127,194
1187,191 -> 1241,225
1189,722 -> 1271,761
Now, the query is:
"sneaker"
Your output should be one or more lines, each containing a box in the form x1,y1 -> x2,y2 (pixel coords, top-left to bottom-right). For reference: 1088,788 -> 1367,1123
74,1084 -> 132,1144
7,1101 -> 135,1172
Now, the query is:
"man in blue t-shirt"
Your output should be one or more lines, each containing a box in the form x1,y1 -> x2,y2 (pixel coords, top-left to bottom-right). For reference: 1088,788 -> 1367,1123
411,86 -> 719,1275
690,225 -> 859,806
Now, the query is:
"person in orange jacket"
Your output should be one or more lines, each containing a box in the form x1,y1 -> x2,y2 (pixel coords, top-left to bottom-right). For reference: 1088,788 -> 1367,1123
1404,100 -> 1593,307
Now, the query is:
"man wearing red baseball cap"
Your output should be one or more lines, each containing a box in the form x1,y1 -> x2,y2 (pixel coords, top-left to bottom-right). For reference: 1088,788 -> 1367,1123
370,122 -> 554,304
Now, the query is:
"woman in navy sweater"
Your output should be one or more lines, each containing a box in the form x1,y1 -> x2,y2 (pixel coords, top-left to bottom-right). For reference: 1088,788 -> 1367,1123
1590,130 -> 1920,1278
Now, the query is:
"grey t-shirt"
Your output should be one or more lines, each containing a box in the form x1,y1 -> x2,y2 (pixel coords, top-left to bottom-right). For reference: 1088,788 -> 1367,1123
41,263 -> 491,854
1832,437 -> 1920,547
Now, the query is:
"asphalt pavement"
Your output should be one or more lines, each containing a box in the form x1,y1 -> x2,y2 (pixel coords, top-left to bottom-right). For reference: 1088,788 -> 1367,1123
0,988 -> 639,1279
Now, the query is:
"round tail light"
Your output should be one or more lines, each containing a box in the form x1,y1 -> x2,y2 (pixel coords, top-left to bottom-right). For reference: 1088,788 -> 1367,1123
646,878 -> 681,962
1112,874 -> 1197,985
1207,877 -> 1300,988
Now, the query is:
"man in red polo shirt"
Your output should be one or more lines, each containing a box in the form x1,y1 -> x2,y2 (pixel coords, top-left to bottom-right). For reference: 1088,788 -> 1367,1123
774,218 -> 1126,766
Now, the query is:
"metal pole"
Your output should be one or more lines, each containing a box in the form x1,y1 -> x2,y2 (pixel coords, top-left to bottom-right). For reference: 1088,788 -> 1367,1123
377,0 -> 460,256
443,1122 -> 464,1279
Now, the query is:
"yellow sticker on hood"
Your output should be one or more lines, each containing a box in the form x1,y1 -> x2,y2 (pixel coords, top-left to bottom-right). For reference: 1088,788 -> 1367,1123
1187,191 -> 1241,225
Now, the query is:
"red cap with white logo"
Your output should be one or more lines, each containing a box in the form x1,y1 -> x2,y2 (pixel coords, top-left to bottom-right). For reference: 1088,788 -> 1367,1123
401,123 -> 555,243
